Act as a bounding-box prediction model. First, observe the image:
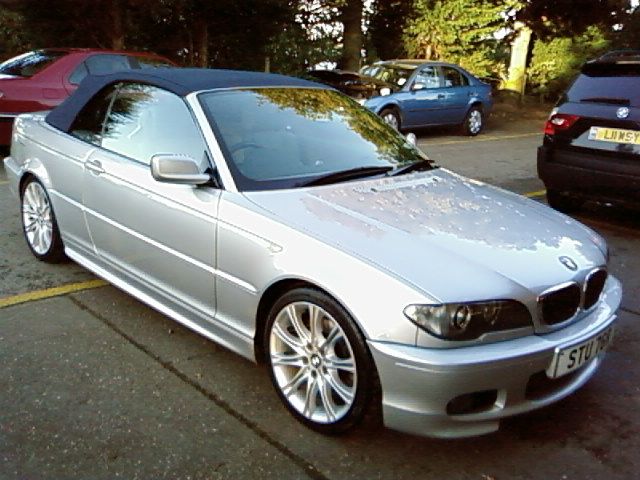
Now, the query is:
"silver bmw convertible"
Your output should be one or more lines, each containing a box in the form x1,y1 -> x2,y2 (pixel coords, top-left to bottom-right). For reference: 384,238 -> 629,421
3,69 -> 621,438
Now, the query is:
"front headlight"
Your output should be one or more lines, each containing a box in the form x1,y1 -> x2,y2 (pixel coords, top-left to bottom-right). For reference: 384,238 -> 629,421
404,300 -> 532,341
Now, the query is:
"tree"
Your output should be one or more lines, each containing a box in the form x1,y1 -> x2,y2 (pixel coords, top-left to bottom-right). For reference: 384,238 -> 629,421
528,25 -> 610,99
338,0 -> 363,70
368,0 -> 415,60
404,0 -> 511,77
516,0 -> 629,38
0,6 -> 30,59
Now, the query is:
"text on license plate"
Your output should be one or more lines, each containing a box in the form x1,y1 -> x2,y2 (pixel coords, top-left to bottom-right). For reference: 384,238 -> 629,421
588,127 -> 640,145
547,326 -> 614,379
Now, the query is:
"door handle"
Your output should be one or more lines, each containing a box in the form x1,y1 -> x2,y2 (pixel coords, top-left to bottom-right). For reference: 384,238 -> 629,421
437,94 -> 446,99
85,159 -> 105,175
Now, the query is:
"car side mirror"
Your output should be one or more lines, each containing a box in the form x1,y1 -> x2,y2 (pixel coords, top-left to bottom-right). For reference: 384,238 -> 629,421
150,154 -> 211,185
411,82 -> 426,91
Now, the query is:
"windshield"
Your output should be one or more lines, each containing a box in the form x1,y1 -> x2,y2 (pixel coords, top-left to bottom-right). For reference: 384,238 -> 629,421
0,50 -> 66,77
366,65 -> 416,87
199,88 -> 429,191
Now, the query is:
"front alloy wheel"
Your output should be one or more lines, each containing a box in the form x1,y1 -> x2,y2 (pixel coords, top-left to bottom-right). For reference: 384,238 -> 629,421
265,288 -> 374,433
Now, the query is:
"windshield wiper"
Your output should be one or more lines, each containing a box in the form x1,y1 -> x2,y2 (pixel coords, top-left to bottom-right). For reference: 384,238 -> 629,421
300,166 -> 393,187
386,159 -> 434,177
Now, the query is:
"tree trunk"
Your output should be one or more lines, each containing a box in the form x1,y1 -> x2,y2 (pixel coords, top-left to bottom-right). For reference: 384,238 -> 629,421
504,22 -> 532,96
194,16 -> 209,68
108,0 -> 125,50
338,0 -> 363,71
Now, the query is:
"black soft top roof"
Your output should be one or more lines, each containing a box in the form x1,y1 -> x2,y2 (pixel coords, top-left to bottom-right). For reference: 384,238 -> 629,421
46,67 -> 327,132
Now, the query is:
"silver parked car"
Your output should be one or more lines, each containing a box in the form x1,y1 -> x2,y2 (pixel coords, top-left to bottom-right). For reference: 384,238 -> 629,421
4,69 -> 620,438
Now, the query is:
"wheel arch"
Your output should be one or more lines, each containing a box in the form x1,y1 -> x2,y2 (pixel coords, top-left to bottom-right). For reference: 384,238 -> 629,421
18,159 -> 52,197
378,103 -> 402,118
468,100 -> 483,112
253,277 -> 366,364
18,171 -> 39,197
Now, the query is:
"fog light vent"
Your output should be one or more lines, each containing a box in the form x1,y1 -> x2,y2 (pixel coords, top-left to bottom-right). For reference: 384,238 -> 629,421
446,390 -> 497,416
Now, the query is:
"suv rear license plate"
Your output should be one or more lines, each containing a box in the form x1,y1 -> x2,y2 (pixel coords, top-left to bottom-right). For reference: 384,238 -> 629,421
589,127 -> 640,145
547,326 -> 614,378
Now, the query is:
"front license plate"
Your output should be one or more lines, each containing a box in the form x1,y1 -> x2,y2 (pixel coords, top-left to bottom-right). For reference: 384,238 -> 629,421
588,126 -> 640,145
547,326 -> 614,378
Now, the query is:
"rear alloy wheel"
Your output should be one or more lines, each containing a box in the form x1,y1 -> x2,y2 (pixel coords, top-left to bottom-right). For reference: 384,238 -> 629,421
546,189 -> 584,214
380,108 -> 401,131
461,106 -> 483,136
265,288 -> 374,434
21,177 -> 65,262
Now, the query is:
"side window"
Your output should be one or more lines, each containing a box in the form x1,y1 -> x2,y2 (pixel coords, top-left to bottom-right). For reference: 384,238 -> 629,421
442,67 -> 468,88
85,54 -> 131,75
101,83 -> 207,165
69,62 -> 89,85
413,66 -> 441,89
69,84 -> 118,145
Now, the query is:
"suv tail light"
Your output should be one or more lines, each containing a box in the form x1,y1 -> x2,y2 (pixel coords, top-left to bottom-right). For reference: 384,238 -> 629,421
544,113 -> 580,135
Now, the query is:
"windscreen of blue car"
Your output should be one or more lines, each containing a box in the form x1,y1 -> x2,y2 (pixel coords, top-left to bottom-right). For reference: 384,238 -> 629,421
199,88 -> 430,191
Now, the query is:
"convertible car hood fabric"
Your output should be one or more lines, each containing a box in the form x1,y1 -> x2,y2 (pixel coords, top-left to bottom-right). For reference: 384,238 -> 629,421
45,67 -> 326,133
245,169 -> 605,302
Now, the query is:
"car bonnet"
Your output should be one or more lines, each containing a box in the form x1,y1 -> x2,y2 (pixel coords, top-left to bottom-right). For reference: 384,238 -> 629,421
244,169 -> 606,303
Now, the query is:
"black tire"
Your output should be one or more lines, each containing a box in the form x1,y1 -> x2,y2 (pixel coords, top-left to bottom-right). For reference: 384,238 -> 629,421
546,189 -> 584,214
264,287 -> 375,434
379,108 -> 401,131
460,106 -> 483,136
20,177 -> 66,263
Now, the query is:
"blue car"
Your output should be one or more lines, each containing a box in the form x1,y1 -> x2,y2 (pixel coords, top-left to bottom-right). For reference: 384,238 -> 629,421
361,60 -> 493,135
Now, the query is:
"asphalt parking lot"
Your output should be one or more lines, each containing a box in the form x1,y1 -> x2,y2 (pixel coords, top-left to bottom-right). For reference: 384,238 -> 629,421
1,117 -> 640,479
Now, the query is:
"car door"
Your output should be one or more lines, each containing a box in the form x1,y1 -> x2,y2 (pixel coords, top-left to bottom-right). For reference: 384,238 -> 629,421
440,66 -> 473,124
50,84 -> 116,256
82,82 -> 219,319
401,65 -> 449,127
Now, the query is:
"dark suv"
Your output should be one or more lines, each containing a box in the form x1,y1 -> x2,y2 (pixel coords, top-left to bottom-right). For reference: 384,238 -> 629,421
537,51 -> 640,212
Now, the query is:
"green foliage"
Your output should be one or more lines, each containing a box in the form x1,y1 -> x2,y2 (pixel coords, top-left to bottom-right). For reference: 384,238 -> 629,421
404,0 -> 512,78
368,0 -> 415,60
0,7 -> 30,60
611,5 -> 640,49
528,25 -> 611,99
516,0 -> 629,39
267,28 -> 340,76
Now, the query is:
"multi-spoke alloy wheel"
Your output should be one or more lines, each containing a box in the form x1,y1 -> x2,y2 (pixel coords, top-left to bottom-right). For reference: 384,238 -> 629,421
21,178 -> 65,262
265,288 -> 374,433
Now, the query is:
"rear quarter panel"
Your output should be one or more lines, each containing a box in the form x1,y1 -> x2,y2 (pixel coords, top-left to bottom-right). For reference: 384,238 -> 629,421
11,113 -> 94,251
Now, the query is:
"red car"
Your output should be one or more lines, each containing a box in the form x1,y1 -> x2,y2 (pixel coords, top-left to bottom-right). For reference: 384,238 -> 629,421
0,48 -> 175,145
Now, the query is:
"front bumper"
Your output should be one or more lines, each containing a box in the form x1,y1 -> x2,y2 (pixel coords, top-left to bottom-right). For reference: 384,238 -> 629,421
368,275 -> 622,438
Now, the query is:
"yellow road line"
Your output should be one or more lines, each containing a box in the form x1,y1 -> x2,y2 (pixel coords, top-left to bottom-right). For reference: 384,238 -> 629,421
420,132 -> 540,146
524,189 -> 547,198
0,279 -> 108,309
